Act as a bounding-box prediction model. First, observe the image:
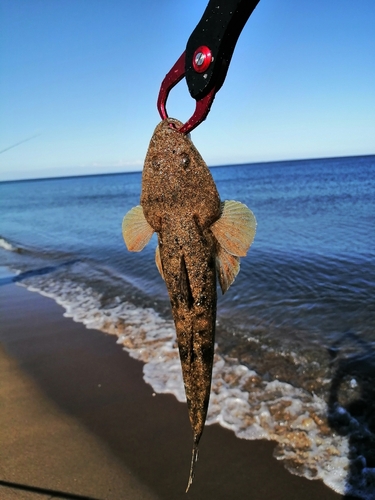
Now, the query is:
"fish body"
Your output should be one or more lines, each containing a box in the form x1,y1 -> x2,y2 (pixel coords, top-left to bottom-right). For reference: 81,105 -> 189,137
122,118 -> 256,490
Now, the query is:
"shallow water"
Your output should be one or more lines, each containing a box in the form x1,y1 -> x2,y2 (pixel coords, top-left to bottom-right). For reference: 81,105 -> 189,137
1,154 -> 375,497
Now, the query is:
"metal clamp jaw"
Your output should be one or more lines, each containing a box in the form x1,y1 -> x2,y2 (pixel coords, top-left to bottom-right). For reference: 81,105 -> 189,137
157,0 -> 260,134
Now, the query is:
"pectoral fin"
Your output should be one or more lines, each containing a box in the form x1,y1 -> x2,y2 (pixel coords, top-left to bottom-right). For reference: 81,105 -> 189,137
155,245 -> 164,280
216,245 -> 240,294
122,205 -> 154,252
211,200 -> 256,257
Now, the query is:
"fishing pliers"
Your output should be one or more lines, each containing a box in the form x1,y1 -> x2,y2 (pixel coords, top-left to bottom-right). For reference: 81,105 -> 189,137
157,0 -> 260,135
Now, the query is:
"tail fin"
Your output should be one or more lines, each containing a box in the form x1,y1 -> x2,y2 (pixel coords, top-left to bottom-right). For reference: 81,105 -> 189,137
186,441 -> 199,492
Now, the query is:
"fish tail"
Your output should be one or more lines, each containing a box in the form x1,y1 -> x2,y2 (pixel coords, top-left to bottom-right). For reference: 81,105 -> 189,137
185,441 -> 199,492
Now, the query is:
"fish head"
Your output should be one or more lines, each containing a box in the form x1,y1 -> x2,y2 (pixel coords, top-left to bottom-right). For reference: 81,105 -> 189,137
141,119 -> 220,232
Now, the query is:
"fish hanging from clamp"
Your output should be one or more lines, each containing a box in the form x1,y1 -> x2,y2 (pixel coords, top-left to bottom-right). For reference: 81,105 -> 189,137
123,0 -> 260,491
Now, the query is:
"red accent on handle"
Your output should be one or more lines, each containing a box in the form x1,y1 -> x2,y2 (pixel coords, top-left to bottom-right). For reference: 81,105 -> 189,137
192,46 -> 212,73
157,50 -> 216,134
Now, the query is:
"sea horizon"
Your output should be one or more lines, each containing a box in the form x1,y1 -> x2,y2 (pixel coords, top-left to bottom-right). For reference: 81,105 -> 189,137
1,152 -> 374,184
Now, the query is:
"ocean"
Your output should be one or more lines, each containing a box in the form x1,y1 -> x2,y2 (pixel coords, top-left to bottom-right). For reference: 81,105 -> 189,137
1,154 -> 374,498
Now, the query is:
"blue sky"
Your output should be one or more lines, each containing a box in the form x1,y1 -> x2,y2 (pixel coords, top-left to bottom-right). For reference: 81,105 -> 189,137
1,0 -> 374,181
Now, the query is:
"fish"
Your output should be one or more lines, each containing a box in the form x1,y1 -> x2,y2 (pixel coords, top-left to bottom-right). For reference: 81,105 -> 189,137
122,118 -> 256,491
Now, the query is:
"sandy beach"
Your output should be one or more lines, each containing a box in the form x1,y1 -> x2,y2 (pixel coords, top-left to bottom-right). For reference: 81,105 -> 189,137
0,281 -> 344,499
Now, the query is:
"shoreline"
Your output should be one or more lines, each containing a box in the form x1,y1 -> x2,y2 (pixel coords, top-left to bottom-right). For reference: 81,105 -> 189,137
0,282 -> 343,499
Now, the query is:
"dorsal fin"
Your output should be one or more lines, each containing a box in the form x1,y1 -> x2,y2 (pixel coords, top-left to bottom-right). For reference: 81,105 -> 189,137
122,205 -> 154,252
179,255 -> 194,309
211,200 -> 256,257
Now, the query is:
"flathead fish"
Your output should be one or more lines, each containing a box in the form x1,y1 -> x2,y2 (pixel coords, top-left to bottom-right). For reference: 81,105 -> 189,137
122,118 -> 256,490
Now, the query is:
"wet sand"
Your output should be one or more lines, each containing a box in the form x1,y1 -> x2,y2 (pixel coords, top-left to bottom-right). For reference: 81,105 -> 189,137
0,282 -> 344,499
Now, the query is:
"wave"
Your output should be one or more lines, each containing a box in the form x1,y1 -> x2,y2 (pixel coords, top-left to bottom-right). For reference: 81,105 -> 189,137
16,267 -> 361,497
0,236 -> 20,253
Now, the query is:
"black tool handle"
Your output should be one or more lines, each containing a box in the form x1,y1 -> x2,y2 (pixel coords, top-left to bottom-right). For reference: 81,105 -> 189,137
185,0 -> 260,100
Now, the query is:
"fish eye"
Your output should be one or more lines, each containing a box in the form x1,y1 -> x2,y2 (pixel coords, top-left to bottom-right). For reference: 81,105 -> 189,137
180,153 -> 190,170
151,156 -> 160,169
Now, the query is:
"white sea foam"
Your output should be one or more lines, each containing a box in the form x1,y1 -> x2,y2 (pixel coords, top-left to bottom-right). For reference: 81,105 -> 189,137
0,237 -> 18,252
18,273 -> 374,498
